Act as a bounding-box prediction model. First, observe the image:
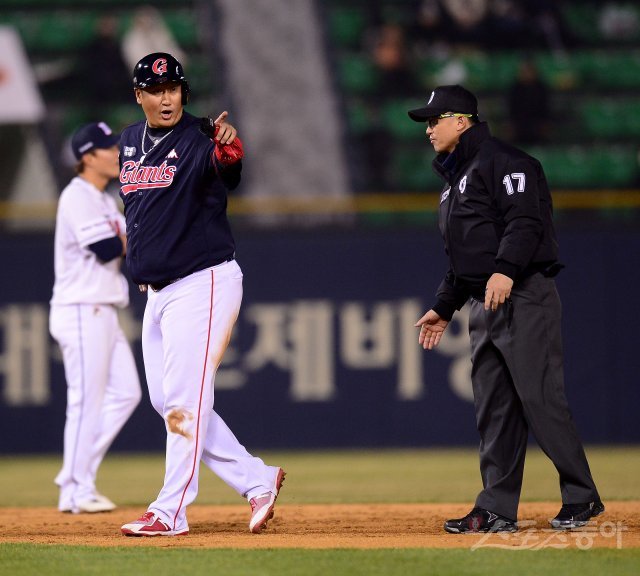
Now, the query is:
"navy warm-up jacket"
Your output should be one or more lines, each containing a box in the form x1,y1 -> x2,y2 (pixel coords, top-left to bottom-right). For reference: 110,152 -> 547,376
119,112 -> 241,285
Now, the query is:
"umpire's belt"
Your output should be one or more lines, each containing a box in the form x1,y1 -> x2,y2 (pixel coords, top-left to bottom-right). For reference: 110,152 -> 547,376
142,255 -> 235,293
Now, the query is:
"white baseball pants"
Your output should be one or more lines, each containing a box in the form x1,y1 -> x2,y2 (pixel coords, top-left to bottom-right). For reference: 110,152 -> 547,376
50,303 -> 141,510
141,260 -> 278,533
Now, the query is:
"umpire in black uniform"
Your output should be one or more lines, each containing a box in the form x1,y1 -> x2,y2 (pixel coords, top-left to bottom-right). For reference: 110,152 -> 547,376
410,85 -> 603,533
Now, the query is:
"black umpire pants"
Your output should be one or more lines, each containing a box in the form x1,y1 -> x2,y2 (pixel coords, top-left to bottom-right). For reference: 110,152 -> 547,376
468,272 -> 600,521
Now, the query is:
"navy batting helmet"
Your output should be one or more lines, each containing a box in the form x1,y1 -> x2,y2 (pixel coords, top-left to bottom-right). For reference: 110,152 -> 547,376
132,52 -> 190,104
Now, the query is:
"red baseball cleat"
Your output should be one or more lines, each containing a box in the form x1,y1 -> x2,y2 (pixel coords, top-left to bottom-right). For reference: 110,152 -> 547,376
249,468 -> 286,534
121,511 -> 189,537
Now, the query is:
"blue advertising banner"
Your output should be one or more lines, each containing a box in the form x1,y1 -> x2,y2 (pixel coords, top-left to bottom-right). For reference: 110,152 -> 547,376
0,226 -> 638,453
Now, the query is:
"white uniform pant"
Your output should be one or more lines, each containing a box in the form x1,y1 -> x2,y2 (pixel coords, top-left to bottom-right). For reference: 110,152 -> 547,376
142,260 -> 278,532
50,303 -> 141,510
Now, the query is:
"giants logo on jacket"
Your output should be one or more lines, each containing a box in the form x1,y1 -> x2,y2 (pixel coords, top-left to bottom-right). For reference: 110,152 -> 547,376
120,160 -> 177,195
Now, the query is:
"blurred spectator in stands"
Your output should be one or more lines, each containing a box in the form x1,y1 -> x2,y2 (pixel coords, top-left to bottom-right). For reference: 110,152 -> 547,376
363,23 -> 422,191
521,0 -> 577,53
412,0 -> 575,52
599,3 -> 640,41
82,15 -> 131,105
34,15 -> 131,106
413,0 -> 491,49
507,58 -> 551,144
121,6 -> 187,74
370,23 -> 420,99
476,0 -> 574,52
412,0 -> 450,55
483,0 -> 530,49
442,0 -> 490,45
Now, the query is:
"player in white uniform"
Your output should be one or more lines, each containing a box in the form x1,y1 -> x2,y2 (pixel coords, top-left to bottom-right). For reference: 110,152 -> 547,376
50,122 -> 142,514
119,53 -> 284,537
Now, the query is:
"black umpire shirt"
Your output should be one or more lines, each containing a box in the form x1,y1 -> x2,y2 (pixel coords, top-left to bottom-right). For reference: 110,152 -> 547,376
431,122 -> 560,321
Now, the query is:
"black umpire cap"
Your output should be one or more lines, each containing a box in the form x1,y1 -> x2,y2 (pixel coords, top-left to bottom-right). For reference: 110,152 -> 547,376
408,85 -> 478,122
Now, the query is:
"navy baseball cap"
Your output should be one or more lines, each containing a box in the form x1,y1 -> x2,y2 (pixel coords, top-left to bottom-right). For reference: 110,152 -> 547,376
71,121 -> 120,160
408,85 -> 478,122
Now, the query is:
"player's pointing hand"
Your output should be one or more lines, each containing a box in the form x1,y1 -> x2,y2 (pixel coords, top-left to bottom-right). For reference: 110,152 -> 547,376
213,111 -> 237,145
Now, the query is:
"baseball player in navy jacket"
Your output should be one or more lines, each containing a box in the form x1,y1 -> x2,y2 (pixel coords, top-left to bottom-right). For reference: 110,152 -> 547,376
410,85 -> 603,533
118,53 -> 284,537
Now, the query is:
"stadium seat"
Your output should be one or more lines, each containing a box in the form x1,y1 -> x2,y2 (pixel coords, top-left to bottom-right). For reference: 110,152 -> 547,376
559,3 -> 601,43
61,107 -> 93,139
381,99 -> 429,140
593,147 -> 639,187
461,53 -> 520,92
2,10 -> 98,52
346,99 -> 375,134
562,2 -> 640,44
337,54 -> 380,94
185,55 -> 217,97
8,0 -> 178,5
105,105 -> 141,133
533,53 -> 581,90
164,9 -> 199,48
581,100 -> 640,139
526,147 -> 588,188
388,146 -> 442,191
583,51 -> 640,89
326,6 -> 367,49
417,52 -> 520,93
529,146 -> 639,189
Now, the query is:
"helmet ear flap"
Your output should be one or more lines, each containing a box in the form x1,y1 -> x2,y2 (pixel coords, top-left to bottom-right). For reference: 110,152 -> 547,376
181,82 -> 190,106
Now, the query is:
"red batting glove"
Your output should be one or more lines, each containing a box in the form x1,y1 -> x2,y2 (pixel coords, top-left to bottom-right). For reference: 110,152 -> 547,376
213,125 -> 244,165
214,137 -> 244,165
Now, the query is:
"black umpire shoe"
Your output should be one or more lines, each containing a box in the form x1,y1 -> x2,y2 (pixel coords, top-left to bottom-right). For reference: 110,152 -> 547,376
550,501 -> 605,529
444,507 -> 517,534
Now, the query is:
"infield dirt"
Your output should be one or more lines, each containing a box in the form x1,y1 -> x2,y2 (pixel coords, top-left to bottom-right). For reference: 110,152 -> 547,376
1,502 -> 638,549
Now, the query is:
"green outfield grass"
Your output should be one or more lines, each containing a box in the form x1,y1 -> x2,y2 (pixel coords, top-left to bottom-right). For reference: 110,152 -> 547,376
0,447 -> 638,575
0,446 -> 638,507
0,545 -> 638,576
